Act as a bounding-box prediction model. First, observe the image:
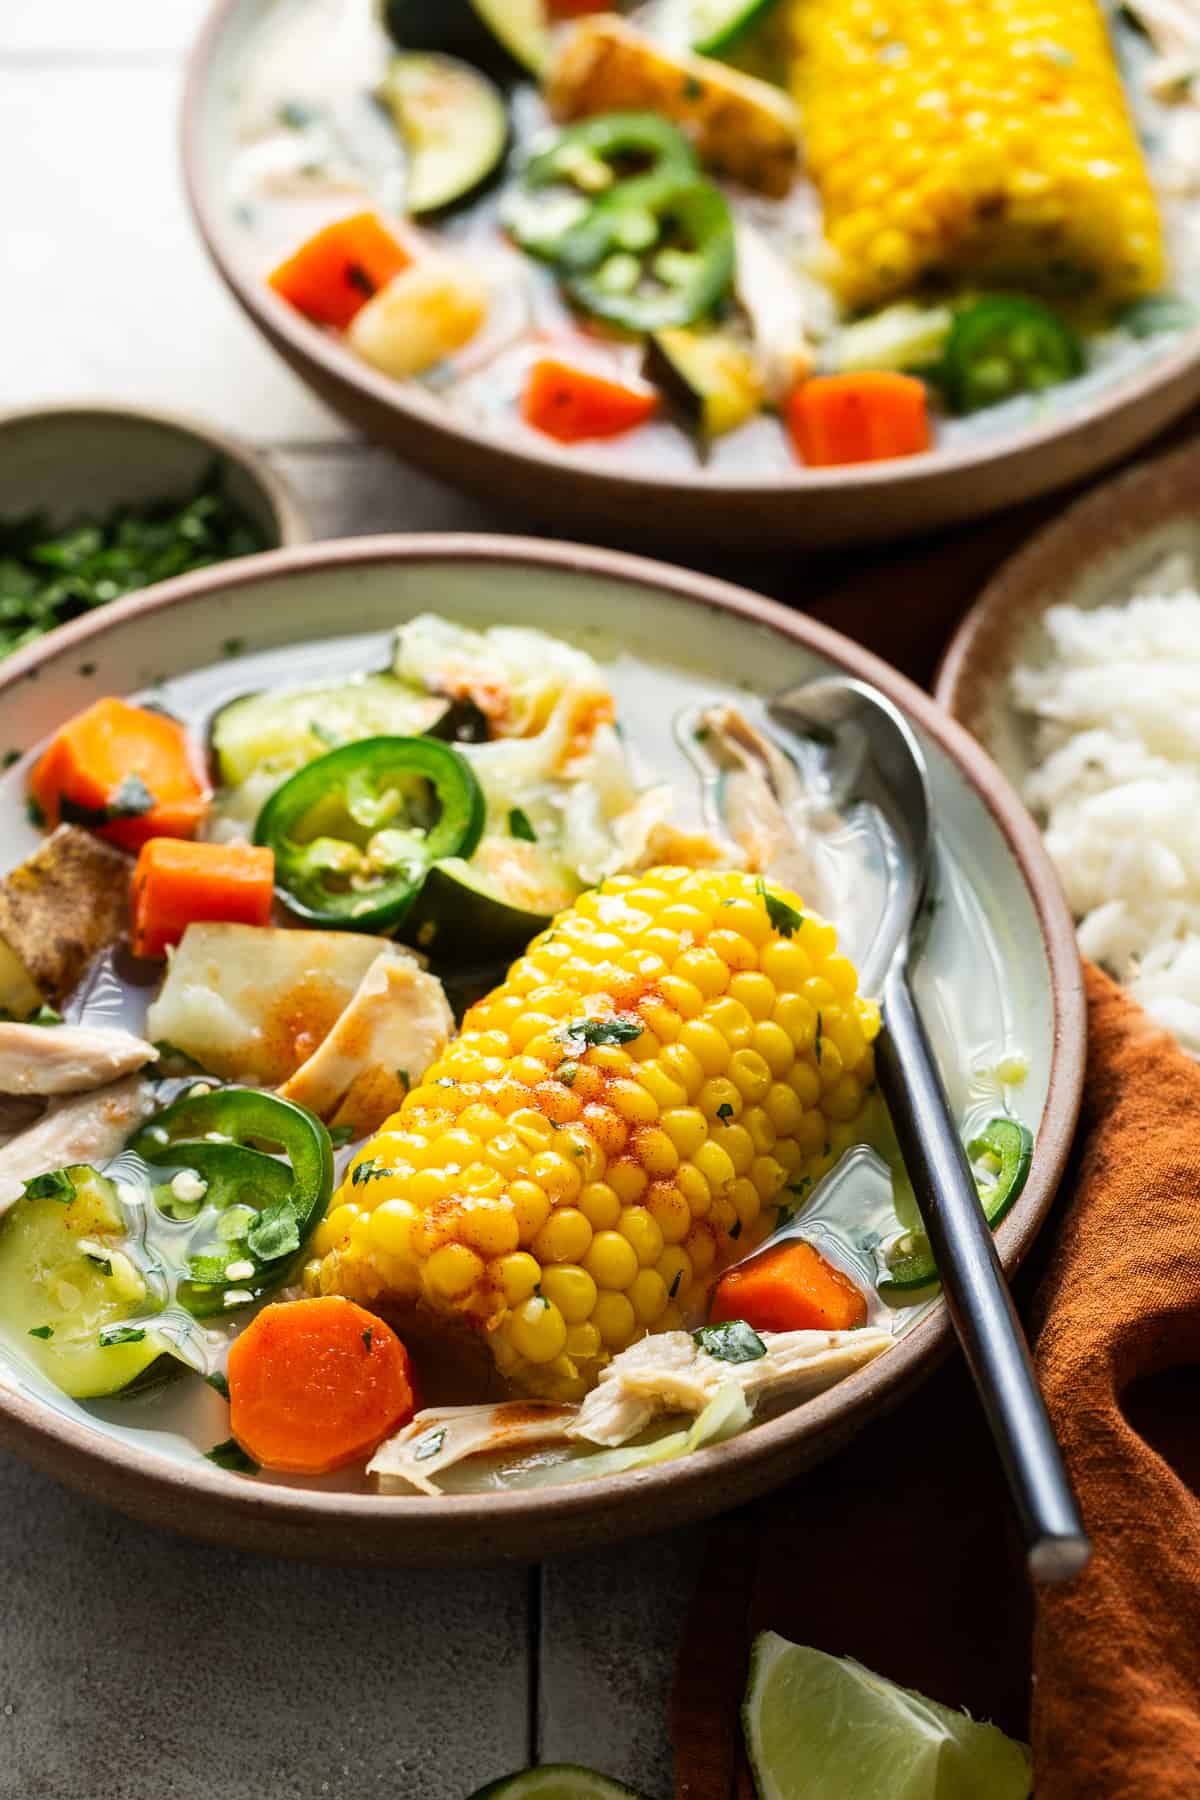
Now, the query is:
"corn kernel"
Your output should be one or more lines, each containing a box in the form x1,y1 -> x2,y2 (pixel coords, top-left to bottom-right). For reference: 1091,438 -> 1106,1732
584,1228 -> 639,1291
618,1205 -> 665,1267
508,1295 -> 568,1363
629,1268 -> 669,1325
579,1180 -> 622,1230
425,1242 -> 484,1301
592,1290 -> 637,1348
660,1106 -> 709,1159
533,1206 -> 593,1265
539,1263 -> 598,1324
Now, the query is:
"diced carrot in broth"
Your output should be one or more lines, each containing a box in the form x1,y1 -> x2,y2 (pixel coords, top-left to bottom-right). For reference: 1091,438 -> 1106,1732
710,1240 -> 868,1334
30,697 -> 210,850
227,1297 -> 418,1476
786,372 -> 931,467
130,838 -> 275,958
268,212 -> 412,331
522,358 -> 659,443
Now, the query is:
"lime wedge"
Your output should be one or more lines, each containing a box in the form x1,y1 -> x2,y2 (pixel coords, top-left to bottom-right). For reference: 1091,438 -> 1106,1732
469,1767 -> 647,1799
743,1634 -> 1032,1800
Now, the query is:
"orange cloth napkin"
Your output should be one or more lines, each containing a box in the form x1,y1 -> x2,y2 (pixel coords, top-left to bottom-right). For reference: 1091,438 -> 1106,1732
673,963 -> 1200,1798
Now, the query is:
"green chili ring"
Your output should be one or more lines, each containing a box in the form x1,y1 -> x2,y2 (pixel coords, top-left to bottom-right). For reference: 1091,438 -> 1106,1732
557,173 -> 736,334
878,1117 -> 1034,1297
943,296 -> 1083,415
127,1087 -> 334,1318
506,112 -> 699,262
255,734 -> 485,932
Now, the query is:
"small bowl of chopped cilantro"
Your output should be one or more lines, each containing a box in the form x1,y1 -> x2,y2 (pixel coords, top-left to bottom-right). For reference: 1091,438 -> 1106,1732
0,403 -> 310,661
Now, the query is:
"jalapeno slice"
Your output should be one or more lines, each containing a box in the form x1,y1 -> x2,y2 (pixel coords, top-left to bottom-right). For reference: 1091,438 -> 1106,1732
127,1087 -> 334,1318
878,1117 -> 1034,1297
504,112 -> 697,260
943,297 -> 1082,414
254,735 -> 485,931
557,173 -> 735,334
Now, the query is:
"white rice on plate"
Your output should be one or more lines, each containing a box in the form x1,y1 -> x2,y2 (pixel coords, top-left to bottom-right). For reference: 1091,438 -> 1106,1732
1012,553 -> 1200,1054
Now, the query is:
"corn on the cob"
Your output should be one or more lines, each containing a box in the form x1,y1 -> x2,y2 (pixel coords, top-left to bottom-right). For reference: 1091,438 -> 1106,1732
790,0 -> 1165,310
309,867 -> 878,1401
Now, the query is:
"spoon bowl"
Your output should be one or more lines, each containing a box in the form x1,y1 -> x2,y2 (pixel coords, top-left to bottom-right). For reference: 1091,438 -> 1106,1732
762,675 -> 1089,1583
768,677 -> 932,997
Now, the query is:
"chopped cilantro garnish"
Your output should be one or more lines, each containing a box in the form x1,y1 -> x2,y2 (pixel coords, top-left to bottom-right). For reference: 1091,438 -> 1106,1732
25,796 -> 45,829
328,1124 -> 355,1148
206,1371 -> 230,1400
559,1016 -> 643,1050
668,1269 -> 682,1299
508,806 -> 537,842
27,1325 -> 54,1341
362,1327 -> 373,1353
23,1169 -> 74,1203
246,1198 -> 300,1262
815,1012 -> 823,1064
413,1426 -> 446,1463
61,772 -> 156,830
757,877 -> 803,939
205,1437 -> 258,1474
716,1102 -> 734,1123
694,1320 -> 766,1363
730,1218 -> 743,1240
28,1004 -> 63,1026
83,1251 -> 114,1276
99,1325 -> 145,1347
0,476 -> 265,666
351,1158 -> 390,1187
558,1061 -> 579,1087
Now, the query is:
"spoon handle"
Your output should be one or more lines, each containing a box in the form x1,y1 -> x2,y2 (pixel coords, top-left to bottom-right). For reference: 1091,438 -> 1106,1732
876,962 -> 1089,1584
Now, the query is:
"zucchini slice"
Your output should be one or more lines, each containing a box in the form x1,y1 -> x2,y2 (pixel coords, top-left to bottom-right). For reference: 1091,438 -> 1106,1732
645,327 -> 766,436
399,845 -> 577,965
685,0 -> 782,55
210,673 -> 443,788
380,53 -> 510,216
382,0 -> 550,77
0,1165 -> 169,1398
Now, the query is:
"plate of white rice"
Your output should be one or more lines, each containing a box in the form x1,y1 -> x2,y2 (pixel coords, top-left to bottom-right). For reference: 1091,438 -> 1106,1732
938,438 -> 1200,1054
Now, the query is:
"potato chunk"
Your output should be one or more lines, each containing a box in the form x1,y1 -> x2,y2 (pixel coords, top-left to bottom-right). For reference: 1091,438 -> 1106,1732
146,924 -> 424,1086
0,826 -> 132,1012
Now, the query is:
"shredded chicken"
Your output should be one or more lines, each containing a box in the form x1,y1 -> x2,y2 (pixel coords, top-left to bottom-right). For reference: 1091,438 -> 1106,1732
700,704 -> 835,906
0,1076 -> 156,1213
279,953 -> 453,1135
368,1402 -> 576,1495
369,1327 -> 892,1491
1124,0 -> 1200,97
0,1023 -> 157,1097
569,1326 -> 893,1447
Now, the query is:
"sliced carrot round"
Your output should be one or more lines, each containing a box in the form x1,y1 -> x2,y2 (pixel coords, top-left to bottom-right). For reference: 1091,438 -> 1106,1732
227,1297 -> 418,1475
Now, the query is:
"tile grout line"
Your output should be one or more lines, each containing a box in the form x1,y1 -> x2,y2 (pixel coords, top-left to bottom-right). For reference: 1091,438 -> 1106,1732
528,1562 -> 544,1767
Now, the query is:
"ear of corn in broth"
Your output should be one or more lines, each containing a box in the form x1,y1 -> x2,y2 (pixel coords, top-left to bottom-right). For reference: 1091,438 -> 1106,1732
309,869 -> 879,1401
790,0 -> 1165,311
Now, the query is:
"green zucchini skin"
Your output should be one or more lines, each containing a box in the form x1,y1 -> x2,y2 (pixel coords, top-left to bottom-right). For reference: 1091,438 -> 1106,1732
379,53 -> 511,217
689,0 -> 782,55
209,673 -> 443,789
399,858 -> 556,966
382,0 -> 550,78
0,1166 -> 170,1398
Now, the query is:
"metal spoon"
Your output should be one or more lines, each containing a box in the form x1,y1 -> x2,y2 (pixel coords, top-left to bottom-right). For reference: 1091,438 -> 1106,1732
764,675 -> 1089,1584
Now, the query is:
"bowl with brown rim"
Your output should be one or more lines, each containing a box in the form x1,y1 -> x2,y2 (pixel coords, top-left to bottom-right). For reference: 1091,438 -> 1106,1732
181,0 -> 1200,553
0,535 -> 1084,1563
